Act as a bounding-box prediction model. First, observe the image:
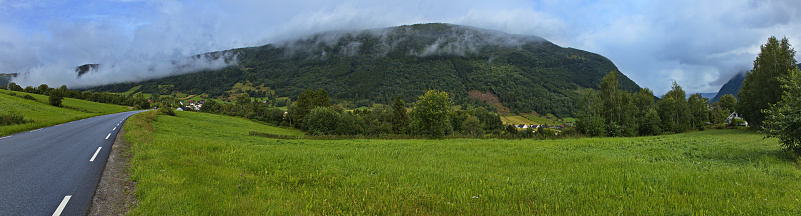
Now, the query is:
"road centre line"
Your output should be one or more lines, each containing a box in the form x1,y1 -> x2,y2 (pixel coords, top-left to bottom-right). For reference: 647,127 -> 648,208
52,195 -> 71,216
90,147 -> 102,162
105,133 -> 111,140
113,127 -> 116,131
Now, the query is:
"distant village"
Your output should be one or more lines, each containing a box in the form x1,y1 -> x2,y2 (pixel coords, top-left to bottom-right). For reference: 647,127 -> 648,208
164,100 -> 205,111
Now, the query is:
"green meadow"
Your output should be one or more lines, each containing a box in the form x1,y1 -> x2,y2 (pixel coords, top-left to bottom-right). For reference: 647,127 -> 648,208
125,111 -> 801,215
0,89 -> 130,136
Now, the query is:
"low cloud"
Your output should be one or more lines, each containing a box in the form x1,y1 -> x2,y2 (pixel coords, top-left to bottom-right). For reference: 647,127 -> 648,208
2,0 -> 800,95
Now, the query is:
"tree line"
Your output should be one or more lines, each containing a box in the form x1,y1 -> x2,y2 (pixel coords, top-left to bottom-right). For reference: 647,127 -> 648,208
576,71 -> 738,137
197,88 -> 518,138
3,82 -> 150,109
577,36 -> 801,155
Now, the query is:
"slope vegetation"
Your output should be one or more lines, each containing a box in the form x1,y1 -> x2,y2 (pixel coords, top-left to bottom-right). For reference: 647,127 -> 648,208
0,89 -> 129,136
92,23 -> 640,117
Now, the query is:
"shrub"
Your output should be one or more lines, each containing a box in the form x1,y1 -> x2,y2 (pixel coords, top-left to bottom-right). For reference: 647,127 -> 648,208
0,113 -> 27,125
49,91 -> 63,107
305,107 -> 341,135
22,94 -> 36,101
158,106 -> 176,116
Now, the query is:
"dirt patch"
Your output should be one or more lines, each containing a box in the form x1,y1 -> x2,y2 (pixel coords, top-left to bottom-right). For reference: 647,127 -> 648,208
89,123 -> 137,215
468,90 -> 509,113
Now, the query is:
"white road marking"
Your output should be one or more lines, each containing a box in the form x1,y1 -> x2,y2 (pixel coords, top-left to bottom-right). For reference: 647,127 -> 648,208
90,147 -> 102,162
31,129 -> 42,132
112,127 -> 116,131
105,133 -> 111,139
0,136 -> 9,140
53,195 -> 71,216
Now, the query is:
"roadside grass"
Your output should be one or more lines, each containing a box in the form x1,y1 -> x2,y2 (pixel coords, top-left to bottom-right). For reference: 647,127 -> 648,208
126,111 -> 801,215
0,89 -> 129,136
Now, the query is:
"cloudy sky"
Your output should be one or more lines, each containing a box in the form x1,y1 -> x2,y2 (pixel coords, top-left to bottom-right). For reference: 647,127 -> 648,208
1,0 -> 799,95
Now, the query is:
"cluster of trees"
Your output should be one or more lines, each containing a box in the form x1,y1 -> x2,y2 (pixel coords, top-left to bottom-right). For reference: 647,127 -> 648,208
3,82 -> 150,109
738,36 -> 800,153
577,71 -> 736,137
198,88 -> 505,138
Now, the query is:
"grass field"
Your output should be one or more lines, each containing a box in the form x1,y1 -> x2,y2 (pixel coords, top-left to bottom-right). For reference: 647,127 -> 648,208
125,111 -> 801,215
500,114 -> 537,126
0,89 -> 130,136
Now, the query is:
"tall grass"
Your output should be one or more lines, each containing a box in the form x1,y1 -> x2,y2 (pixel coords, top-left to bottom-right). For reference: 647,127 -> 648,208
125,111 -> 801,215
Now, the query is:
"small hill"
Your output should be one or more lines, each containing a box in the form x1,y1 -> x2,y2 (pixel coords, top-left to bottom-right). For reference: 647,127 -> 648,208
90,23 -> 641,117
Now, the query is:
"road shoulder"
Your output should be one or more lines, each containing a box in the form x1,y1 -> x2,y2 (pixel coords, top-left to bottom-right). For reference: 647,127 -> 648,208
89,121 -> 137,215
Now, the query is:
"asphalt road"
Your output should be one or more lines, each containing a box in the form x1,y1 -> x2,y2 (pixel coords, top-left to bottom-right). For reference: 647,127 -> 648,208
0,110 -> 146,215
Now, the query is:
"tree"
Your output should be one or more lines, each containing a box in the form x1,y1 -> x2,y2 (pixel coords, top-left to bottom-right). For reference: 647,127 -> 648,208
640,108 -> 662,136
37,84 -> 50,95
658,81 -> 691,133
305,107 -> 341,135
314,89 -> 331,108
294,89 -> 330,129
410,90 -> 452,138
391,95 -> 409,134
593,70 -> 637,136
687,93 -> 709,130
48,90 -> 63,107
719,94 -> 737,113
236,93 -> 252,106
472,107 -> 502,132
200,100 -> 221,113
576,90 -> 605,136
762,67 -> 801,154
336,112 -> 366,135
708,102 -> 729,124
635,88 -> 658,135
739,36 -> 797,128
462,115 -> 483,137
8,82 -> 23,91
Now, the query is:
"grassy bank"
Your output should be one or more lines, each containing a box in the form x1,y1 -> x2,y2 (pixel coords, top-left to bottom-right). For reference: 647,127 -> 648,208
125,111 -> 801,215
0,89 -> 130,136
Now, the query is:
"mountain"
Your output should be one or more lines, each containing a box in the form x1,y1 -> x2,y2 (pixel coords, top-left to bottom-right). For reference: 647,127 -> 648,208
75,64 -> 100,77
0,73 -> 18,88
710,63 -> 801,102
711,72 -> 746,102
90,23 -> 641,117
699,93 -> 717,100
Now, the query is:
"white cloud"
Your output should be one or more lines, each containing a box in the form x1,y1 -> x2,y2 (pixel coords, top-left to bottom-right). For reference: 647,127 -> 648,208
2,0 -> 800,95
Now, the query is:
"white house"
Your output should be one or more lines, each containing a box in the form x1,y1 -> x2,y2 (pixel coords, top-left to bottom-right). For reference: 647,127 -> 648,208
725,112 -> 748,127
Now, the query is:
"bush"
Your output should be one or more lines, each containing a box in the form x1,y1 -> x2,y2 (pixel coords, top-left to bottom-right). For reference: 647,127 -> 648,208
22,94 -> 35,101
158,107 -> 176,116
49,91 -> 63,107
560,127 -> 579,136
0,113 -> 27,126
336,112 -> 366,135
305,107 -> 341,135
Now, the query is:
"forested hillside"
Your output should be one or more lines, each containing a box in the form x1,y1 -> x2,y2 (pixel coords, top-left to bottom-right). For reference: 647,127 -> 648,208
90,23 -> 640,117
